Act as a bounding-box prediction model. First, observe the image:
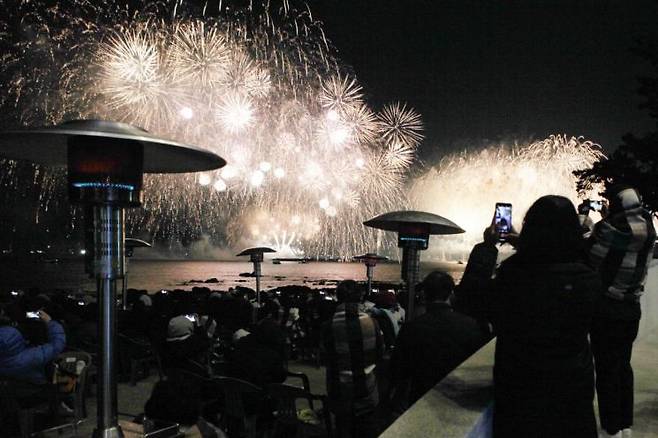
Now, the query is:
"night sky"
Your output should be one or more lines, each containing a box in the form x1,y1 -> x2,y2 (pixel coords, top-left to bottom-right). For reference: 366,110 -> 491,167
314,0 -> 658,161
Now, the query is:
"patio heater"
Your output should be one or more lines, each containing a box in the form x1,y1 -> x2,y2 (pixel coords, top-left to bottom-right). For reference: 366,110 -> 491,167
363,211 -> 464,320
353,253 -> 388,294
236,246 -> 275,313
0,120 -> 224,438
122,238 -> 152,311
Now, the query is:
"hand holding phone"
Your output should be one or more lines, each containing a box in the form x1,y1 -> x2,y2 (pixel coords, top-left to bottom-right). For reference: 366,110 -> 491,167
589,200 -> 603,212
494,203 -> 512,242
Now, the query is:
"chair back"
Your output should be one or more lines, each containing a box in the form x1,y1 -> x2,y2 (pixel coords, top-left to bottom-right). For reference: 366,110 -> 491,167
216,376 -> 263,419
57,350 -> 93,421
267,383 -> 311,422
267,383 -> 334,438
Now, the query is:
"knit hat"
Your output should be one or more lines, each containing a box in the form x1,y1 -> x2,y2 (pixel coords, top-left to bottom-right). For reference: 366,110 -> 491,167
138,294 -> 153,307
606,185 -> 641,214
166,315 -> 195,342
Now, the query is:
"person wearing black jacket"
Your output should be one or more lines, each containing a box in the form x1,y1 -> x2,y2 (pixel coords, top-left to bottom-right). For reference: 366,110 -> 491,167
390,270 -> 490,406
466,195 -> 600,437
226,319 -> 288,388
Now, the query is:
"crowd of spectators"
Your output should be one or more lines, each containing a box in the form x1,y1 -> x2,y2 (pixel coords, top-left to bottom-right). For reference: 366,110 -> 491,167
0,185 -> 655,438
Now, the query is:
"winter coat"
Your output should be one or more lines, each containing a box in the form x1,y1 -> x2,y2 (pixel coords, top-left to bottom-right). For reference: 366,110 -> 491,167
391,302 -> 490,404
491,253 -> 599,437
0,321 -> 66,384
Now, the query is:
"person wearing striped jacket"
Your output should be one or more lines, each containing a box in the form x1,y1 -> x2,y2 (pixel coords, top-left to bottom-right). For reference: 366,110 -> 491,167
587,185 -> 656,438
322,280 -> 384,438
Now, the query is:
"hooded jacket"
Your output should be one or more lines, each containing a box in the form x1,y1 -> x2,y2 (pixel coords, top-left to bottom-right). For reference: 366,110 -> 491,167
0,320 -> 66,384
588,188 -> 656,320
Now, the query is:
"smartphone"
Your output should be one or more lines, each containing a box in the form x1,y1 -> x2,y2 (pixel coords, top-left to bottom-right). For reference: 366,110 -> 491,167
184,314 -> 197,322
589,200 -> 603,212
26,311 -> 40,319
494,202 -> 513,239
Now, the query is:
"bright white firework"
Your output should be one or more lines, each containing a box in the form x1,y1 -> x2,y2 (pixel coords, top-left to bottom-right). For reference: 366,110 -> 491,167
319,74 -> 363,113
96,26 -> 177,127
198,173 -> 212,186
213,178 -> 227,191
411,135 -> 605,259
169,20 -> 230,88
384,141 -> 416,169
216,93 -> 255,133
343,104 -> 379,145
0,0 -> 424,258
378,102 -> 424,149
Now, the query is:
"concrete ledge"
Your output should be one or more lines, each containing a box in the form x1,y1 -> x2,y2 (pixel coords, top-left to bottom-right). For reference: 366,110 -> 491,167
381,340 -> 495,438
382,262 -> 658,438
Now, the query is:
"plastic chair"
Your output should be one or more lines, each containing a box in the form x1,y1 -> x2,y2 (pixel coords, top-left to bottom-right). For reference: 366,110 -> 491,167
118,333 -> 158,386
215,376 -> 265,438
57,350 -> 92,421
286,371 -> 311,393
36,350 -> 92,436
0,378 -> 58,438
267,383 -> 333,438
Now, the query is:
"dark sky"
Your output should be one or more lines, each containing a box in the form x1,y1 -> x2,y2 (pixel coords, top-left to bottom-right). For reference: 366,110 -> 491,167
313,0 -> 658,160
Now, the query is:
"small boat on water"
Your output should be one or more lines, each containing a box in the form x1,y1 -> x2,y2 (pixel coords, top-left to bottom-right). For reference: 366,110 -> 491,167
272,257 -> 311,264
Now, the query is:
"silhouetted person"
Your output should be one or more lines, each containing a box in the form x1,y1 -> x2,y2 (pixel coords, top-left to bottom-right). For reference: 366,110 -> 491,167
227,319 -> 287,388
586,185 -> 656,438
390,271 -> 489,406
163,314 -> 213,376
322,280 -> 384,438
466,195 -> 600,437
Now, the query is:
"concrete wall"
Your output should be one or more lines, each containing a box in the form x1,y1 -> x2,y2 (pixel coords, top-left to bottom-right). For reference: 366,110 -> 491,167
639,260 -> 658,341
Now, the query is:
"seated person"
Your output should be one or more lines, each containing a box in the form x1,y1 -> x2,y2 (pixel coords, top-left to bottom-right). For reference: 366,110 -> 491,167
226,319 -> 287,388
0,308 -> 66,404
391,271 -> 490,406
163,314 -> 214,376
367,291 -> 405,351
144,377 -> 226,438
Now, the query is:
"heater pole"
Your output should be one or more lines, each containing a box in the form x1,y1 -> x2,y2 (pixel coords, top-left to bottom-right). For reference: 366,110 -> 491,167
401,246 -> 420,321
121,274 -> 127,311
93,205 -> 125,438
366,264 -> 374,294
254,260 -> 261,308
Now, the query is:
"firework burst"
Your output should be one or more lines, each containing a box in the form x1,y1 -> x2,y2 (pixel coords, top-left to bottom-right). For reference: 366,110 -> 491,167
378,102 -> 424,149
319,74 -> 363,113
169,20 -> 230,88
0,0 -> 424,257
410,135 -> 605,259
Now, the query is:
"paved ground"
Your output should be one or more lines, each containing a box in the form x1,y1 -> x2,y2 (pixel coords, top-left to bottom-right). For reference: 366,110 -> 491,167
39,359 -> 327,437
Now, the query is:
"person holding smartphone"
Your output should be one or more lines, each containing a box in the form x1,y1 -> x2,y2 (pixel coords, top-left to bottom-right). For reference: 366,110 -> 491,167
457,196 -> 600,437
585,185 -> 656,438
0,308 -> 66,398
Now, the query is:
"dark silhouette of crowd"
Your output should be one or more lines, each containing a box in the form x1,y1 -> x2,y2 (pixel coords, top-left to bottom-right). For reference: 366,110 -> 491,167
1,184 -> 655,438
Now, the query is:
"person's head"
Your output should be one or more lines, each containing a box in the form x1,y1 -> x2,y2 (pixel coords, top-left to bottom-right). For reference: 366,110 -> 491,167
518,195 -> 584,262
374,291 -> 398,309
604,184 -> 641,214
419,271 -> 454,303
138,294 -> 152,308
336,280 -> 362,303
166,315 -> 195,342
252,319 -> 286,351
